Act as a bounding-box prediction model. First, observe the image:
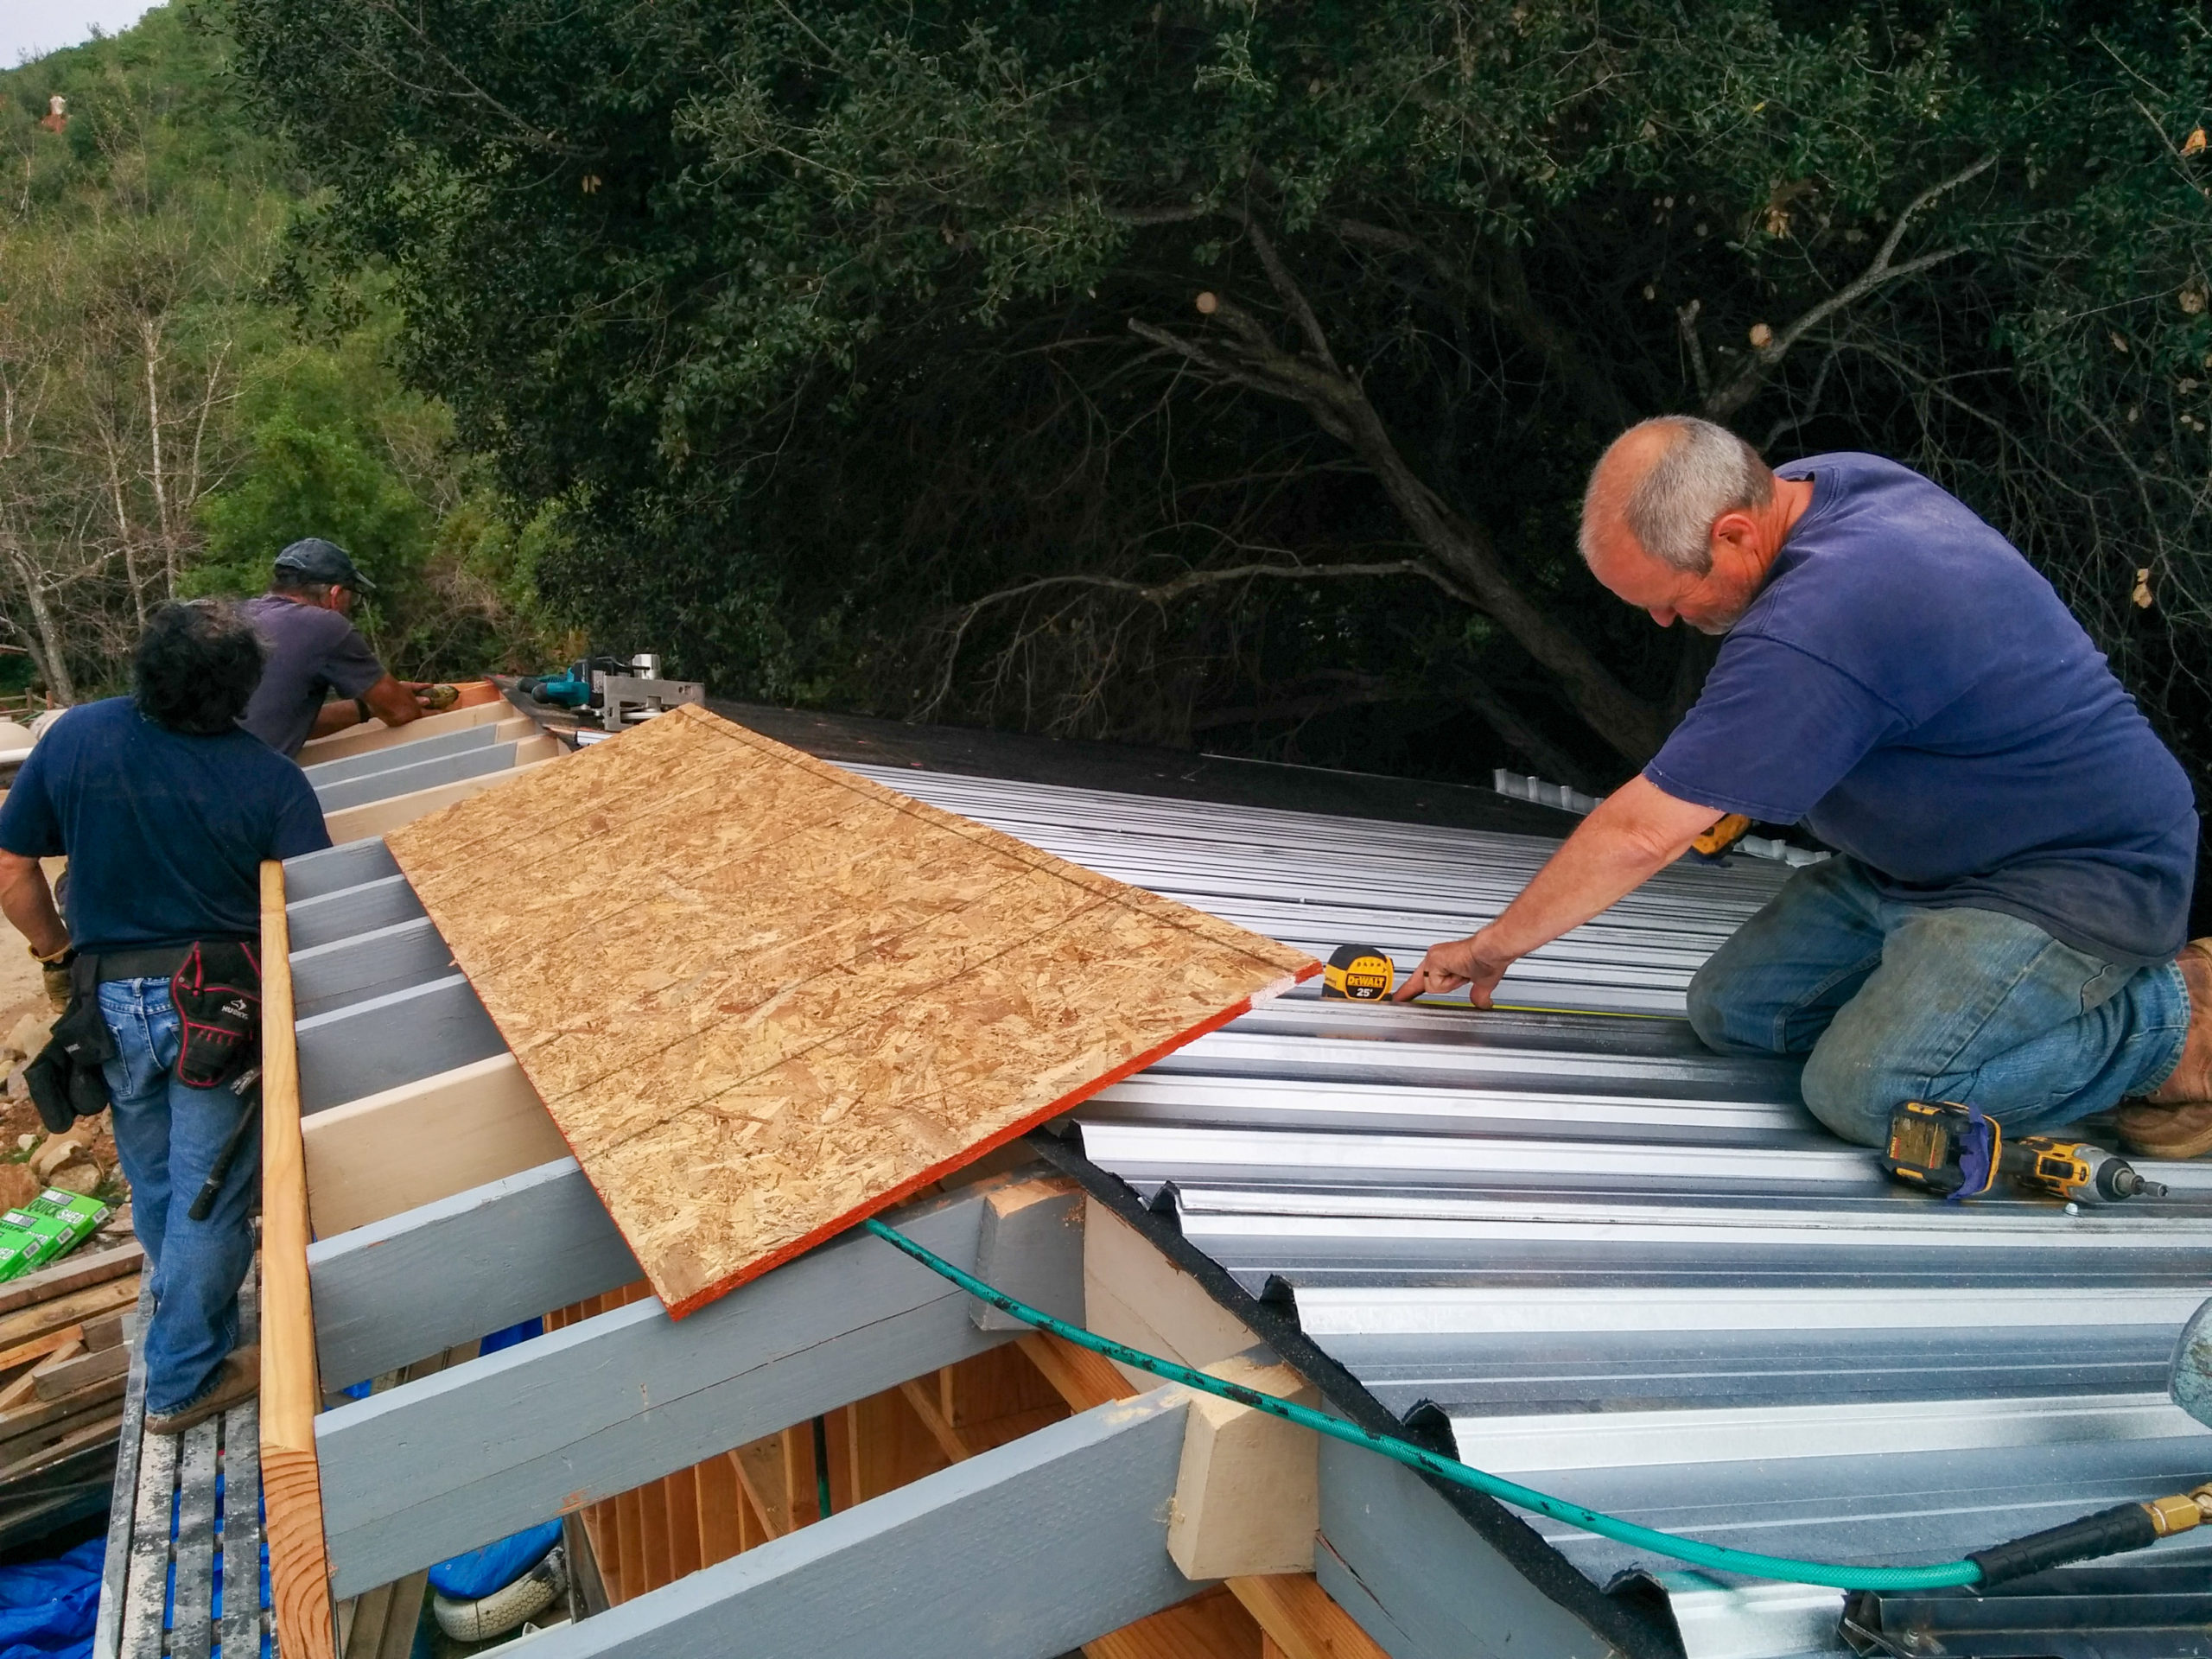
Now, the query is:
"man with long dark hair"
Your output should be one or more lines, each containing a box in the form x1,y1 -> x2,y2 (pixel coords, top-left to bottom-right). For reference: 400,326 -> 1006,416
0,602 -> 329,1433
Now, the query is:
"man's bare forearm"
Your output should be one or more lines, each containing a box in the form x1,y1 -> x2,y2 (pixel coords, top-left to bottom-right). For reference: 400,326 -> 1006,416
0,852 -> 67,959
308,699 -> 359,740
361,674 -> 425,728
1397,776 -> 1724,1002
1478,779 -> 1719,958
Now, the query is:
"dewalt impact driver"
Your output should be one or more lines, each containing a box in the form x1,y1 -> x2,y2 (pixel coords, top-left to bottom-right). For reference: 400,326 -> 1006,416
1882,1098 -> 2167,1204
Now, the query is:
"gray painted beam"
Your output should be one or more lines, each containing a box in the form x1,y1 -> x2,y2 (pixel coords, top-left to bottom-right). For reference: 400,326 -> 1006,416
1314,1436 -> 1611,1659
970,1180 -> 1083,1332
291,917 -> 455,1019
312,741 -> 519,813
286,874 -> 424,951
296,975 -> 504,1114
309,1158 -> 639,1385
301,723 -> 500,788
512,1388 -> 1198,1659
282,838 -> 397,901
315,1181 -> 1071,1594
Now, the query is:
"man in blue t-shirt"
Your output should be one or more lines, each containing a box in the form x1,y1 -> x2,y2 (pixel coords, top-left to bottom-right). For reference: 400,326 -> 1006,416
1395,416 -> 2209,1159
0,603 -> 330,1433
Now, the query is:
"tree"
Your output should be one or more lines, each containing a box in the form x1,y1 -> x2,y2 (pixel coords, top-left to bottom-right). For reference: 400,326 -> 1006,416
0,6 -> 567,702
225,0 -> 2212,789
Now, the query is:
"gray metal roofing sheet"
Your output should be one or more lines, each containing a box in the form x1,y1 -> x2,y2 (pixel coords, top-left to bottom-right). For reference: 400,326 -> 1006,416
852,763 -> 2212,1649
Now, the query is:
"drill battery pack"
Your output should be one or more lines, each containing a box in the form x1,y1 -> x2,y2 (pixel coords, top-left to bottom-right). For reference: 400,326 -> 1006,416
1883,1099 -> 1999,1198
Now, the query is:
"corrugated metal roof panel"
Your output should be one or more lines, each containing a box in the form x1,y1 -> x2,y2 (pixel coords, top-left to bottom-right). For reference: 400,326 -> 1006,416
856,762 -> 2212,1652
857,764 -> 1789,1016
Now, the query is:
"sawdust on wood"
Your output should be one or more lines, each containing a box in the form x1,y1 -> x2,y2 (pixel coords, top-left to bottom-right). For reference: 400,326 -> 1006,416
387,704 -> 1316,1314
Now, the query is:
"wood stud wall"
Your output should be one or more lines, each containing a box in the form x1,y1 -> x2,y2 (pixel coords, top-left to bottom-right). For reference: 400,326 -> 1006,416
545,1279 -> 1268,1658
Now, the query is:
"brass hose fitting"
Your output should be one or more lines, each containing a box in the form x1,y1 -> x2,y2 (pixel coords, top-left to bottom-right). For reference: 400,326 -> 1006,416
2142,1483 -> 2212,1537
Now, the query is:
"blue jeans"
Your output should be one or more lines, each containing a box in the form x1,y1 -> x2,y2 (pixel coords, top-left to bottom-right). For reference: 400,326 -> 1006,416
97,979 -> 259,1415
1688,858 -> 2192,1146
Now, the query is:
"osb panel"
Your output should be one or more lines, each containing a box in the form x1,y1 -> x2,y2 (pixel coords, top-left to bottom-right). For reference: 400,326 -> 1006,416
386,704 -> 1316,1315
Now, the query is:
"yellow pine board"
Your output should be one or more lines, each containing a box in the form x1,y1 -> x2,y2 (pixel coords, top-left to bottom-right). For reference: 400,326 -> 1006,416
386,704 -> 1317,1314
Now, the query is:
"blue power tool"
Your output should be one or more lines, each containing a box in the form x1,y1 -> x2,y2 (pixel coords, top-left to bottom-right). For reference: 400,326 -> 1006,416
518,655 -> 637,711
518,669 -> 594,709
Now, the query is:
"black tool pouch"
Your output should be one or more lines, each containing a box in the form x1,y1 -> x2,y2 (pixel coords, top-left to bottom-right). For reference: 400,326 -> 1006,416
169,941 -> 262,1090
26,967 -> 118,1133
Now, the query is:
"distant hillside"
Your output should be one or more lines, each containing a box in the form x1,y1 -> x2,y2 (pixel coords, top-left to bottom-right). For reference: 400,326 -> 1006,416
0,3 -> 562,706
1,4 -> 287,197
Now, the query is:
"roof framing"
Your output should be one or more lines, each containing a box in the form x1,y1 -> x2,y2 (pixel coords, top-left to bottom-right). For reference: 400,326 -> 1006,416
247,706 -> 1533,1659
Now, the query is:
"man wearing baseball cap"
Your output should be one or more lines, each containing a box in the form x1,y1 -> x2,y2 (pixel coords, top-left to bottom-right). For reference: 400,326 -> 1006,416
238,538 -> 433,757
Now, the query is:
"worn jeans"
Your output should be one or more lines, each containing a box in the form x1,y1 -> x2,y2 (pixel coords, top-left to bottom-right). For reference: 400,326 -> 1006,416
97,978 -> 259,1415
1687,857 -> 2192,1146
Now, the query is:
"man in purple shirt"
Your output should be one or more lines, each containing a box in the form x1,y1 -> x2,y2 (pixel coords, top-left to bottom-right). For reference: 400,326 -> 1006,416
1397,416 -> 2210,1160
238,538 -> 432,757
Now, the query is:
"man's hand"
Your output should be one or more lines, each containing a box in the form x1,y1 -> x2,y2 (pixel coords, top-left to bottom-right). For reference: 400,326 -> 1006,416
1395,936 -> 1512,1006
359,673 -> 426,729
39,953 -> 71,1013
1389,777 -> 1726,1014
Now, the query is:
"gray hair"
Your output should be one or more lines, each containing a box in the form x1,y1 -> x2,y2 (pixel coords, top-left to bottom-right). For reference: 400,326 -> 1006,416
1581,416 -> 1772,574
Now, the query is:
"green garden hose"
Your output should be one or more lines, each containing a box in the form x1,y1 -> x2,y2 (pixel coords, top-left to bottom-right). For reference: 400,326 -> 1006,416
861,1216 -> 1985,1593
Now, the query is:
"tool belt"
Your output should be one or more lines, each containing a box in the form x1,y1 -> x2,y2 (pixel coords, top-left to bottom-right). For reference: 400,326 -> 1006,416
168,940 -> 261,1090
23,940 -> 259,1133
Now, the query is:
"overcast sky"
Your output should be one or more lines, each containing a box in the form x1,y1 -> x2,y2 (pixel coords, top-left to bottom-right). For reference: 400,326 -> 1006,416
5,0 -> 162,68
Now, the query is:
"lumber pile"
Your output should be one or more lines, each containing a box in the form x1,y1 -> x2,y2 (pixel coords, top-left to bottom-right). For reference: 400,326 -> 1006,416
0,1236 -> 143,1546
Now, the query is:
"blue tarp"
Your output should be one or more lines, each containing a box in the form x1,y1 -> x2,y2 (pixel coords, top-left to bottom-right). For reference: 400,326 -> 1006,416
426,1520 -> 562,1602
0,1538 -> 102,1659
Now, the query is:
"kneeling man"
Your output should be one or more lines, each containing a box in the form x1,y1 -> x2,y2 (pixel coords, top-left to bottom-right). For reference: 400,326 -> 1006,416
1398,418 -> 2208,1158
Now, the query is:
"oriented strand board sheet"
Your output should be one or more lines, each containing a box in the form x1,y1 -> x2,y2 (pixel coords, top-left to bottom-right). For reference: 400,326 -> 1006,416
385,704 -> 1317,1316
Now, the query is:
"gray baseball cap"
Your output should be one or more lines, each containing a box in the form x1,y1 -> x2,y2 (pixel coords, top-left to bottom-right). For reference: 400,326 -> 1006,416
273,537 -> 375,590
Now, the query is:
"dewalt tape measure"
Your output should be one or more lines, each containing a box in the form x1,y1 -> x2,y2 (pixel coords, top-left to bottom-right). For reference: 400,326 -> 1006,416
1691,812 -> 1755,861
1322,944 -> 1395,1001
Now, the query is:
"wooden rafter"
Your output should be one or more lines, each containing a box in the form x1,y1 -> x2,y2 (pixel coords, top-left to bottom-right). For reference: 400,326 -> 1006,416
260,859 -> 335,1659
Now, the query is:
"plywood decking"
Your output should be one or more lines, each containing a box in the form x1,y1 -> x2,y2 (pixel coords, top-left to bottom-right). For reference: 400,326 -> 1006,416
385,704 -> 1316,1315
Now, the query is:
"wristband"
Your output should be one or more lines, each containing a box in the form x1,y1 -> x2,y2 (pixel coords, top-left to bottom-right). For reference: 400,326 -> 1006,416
29,942 -> 72,966
354,696 -> 372,724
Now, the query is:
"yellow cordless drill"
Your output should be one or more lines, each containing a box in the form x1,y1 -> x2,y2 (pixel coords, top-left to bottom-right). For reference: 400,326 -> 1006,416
1882,1099 -> 2167,1204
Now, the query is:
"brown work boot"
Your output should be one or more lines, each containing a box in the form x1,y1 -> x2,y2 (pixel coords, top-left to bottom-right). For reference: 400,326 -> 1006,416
146,1344 -> 259,1436
2117,941 -> 2212,1160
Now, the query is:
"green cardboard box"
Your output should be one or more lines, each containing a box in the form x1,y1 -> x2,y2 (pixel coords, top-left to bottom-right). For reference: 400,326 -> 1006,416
0,1225 -> 41,1282
3,1188 -> 109,1274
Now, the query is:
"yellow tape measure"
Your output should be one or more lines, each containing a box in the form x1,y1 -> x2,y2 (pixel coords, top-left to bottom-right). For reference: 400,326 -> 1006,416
1322,944 -> 1395,1001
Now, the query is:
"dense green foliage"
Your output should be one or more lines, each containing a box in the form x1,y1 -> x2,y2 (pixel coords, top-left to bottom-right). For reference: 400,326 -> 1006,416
0,7 -> 563,704
221,0 -> 2212,799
